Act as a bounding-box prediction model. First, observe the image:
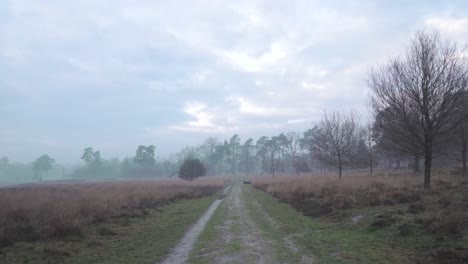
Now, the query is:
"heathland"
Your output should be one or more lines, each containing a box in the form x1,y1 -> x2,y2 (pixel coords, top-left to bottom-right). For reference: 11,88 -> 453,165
0,178 -> 224,264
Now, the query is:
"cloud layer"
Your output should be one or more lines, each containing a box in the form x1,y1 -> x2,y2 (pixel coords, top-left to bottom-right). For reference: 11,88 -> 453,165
1,0 -> 468,162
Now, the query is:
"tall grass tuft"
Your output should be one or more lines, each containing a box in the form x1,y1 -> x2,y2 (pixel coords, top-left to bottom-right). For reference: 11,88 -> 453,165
253,170 -> 463,216
0,178 -> 224,245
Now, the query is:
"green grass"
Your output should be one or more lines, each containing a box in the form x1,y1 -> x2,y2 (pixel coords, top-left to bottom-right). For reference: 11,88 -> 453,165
0,195 -> 217,264
188,197 -> 227,264
249,186 -> 437,264
225,214 -> 242,254
188,188 -> 244,264
243,186 -> 307,263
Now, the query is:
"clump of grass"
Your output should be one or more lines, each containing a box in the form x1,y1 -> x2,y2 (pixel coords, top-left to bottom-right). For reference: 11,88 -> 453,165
416,209 -> 465,236
0,178 -> 224,246
253,171 -> 468,262
252,171 -> 461,216
97,226 -> 117,236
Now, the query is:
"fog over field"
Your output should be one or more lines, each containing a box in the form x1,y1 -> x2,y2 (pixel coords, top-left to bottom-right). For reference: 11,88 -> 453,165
3,2 -> 468,264
2,0 -> 468,164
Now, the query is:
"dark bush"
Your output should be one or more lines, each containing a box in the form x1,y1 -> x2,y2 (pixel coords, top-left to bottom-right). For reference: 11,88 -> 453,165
371,213 -> 396,228
178,159 -> 206,181
418,212 -> 465,236
408,202 -> 425,214
397,223 -> 415,236
432,247 -> 468,264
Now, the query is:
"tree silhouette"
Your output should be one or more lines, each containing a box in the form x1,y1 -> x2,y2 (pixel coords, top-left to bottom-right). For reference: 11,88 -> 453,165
369,30 -> 468,188
33,154 -> 55,181
178,159 -> 206,181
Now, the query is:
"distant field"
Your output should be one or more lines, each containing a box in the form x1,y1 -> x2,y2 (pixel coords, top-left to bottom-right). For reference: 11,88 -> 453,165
253,170 -> 468,263
0,178 -> 225,263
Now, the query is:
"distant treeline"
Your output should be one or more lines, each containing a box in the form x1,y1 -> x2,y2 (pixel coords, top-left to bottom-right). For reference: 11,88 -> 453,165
1,30 -> 468,189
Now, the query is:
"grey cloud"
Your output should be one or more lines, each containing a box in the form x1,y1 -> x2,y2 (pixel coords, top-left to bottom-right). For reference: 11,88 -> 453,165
1,0 -> 468,162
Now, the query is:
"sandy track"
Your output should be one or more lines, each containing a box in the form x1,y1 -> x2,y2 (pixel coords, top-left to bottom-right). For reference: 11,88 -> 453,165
161,186 -> 230,264
163,183 -> 313,264
216,183 -> 275,264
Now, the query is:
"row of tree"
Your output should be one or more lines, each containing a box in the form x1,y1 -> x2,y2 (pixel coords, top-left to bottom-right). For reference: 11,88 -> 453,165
1,30 -> 467,189
173,30 -> 468,189
0,155 -> 63,183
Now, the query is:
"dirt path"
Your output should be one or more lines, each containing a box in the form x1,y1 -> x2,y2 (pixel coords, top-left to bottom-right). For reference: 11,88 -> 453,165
182,183 -> 314,264
207,183 -> 276,264
161,187 -> 230,264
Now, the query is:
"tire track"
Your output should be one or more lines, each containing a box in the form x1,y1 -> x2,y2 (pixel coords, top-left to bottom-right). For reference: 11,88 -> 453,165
189,183 -> 276,264
161,186 -> 230,264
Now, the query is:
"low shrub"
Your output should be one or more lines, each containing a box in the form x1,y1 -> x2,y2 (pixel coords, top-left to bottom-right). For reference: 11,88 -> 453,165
253,171 -> 468,262
397,222 -> 415,236
408,201 -> 425,214
370,213 -> 396,228
417,210 -> 465,236
0,178 -> 224,247
252,171 -> 459,216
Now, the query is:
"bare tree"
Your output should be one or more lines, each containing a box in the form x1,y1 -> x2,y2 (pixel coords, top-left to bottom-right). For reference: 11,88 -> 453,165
445,91 -> 468,177
368,30 -> 468,188
267,136 -> 281,177
276,133 -> 289,173
363,124 -> 377,175
285,132 -> 301,174
256,136 -> 270,175
372,108 -> 423,172
313,111 -> 361,179
300,127 -> 318,171
452,121 -> 468,177
200,137 -> 220,175
240,138 -> 256,175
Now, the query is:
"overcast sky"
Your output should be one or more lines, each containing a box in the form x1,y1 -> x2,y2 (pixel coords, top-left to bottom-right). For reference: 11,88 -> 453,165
1,0 -> 468,163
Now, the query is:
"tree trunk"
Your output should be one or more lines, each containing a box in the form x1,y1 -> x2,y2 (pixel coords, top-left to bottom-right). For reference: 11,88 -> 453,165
413,155 -> 420,173
462,142 -> 467,177
270,152 -> 275,177
424,141 -> 433,189
368,134 -> 374,176
338,154 -> 342,180
309,151 -> 314,174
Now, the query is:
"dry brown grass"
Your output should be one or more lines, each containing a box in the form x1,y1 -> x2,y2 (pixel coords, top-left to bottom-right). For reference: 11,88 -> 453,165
253,170 -> 468,263
0,178 -> 224,246
253,170 -> 465,216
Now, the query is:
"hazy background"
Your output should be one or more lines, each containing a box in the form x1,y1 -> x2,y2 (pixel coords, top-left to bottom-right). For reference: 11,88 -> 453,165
1,0 -> 468,163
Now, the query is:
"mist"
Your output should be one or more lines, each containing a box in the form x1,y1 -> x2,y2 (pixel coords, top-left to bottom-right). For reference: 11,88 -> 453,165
2,1 -> 468,185
3,2 -> 468,264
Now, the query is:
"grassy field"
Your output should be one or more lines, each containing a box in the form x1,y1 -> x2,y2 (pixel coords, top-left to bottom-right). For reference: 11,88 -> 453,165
252,171 -> 468,263
0,178 -> 224,264
3,172 -> 466,263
